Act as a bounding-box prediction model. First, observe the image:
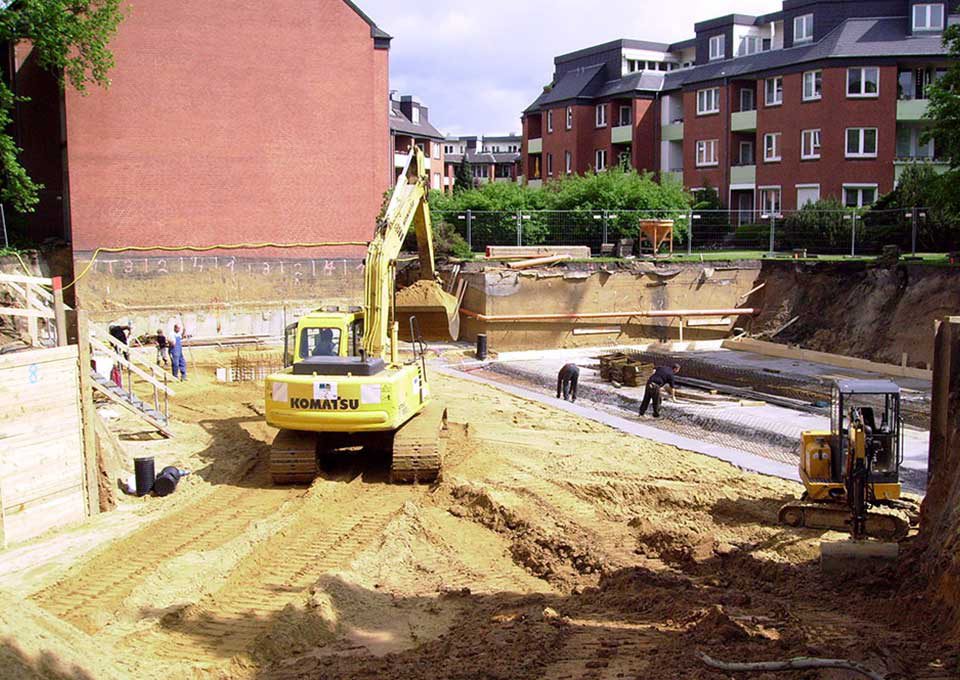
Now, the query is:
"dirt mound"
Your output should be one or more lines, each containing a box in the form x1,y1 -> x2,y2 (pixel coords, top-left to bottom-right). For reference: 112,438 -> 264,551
395,279 -> 456,309
746,261 -> 960,367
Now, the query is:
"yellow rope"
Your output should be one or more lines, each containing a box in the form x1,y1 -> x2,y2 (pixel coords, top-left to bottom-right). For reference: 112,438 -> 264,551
62,241 -> 369,291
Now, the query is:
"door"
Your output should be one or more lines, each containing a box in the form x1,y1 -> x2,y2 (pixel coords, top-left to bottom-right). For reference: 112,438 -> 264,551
737,192 -> 754,226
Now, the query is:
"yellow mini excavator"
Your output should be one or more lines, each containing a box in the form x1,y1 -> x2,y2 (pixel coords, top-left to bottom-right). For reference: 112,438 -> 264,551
263,149 -> 460,484
779,380 -> 916,541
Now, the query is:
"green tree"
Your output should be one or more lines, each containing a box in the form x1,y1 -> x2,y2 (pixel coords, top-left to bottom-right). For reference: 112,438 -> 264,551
924,20 -> 960,166
0,0 -> 124,212
453,156 -> 474,194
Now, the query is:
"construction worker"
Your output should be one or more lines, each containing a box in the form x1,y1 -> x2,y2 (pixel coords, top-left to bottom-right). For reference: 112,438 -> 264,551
169,323 -> 187,381
556,363 -> 580,403
312,328 -> 338,356
108,323 -> 130,387
639,363 -> 681,418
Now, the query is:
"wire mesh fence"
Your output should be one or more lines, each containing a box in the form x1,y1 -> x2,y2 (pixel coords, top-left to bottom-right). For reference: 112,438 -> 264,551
433,207 -> 954,258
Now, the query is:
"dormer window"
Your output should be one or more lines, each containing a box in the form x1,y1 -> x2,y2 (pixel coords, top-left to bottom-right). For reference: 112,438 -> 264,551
913,4 -> 944,31
412,108 -> 420,124
709,35 -> 725,61
794,13 -> 813,44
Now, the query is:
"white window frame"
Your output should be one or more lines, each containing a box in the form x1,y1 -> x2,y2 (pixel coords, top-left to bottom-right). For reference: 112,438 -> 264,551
738,140 -> 754,165
846,127 -> 879,158
412,108 -> 420,124
595,104 -> 607,128
565,150 -> 572,174
763,132 -> 782,162
432,172 -> 441,190
547,152 -> 554,176
796,184 -> 821,207
759,186 -> 782,216
847,67 -> 880,98
619,105 -> 632,126
913,3 -> 945,31
696,139 -> 719,167
547,110 -> 554,133
794,13 -> 814,43
696,87 -> 720,115
740,87 -> 756,112
595,149 -> 607,171
739,35 -> 762,57
765,76 -> 783,106
433,142 -> 441,160
709,35 -> 725,61
843,183 -> 879,208
566,106 -> 573,130
801,129 -> 821,160
802,70 -> 822,101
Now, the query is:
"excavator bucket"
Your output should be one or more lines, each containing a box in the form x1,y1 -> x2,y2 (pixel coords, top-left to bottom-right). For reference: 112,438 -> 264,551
396,280 -> 461,342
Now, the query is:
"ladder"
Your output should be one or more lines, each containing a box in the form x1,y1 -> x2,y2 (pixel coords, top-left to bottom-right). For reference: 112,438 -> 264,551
90,371 -> 174,438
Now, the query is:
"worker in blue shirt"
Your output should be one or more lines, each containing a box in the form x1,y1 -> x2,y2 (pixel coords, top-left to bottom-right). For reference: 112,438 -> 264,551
169,324 -> 187,381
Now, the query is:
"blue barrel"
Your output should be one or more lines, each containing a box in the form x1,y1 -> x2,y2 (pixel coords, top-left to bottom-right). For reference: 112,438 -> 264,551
134,457 -> 155,496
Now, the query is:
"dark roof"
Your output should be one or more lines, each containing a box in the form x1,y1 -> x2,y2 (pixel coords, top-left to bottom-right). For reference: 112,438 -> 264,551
446,151 -> 520,165
524,64 -> 607,112
668,38 -> 697,51
665,16 -> 951,88
341,0 -> 391,45
596,71 -> 666,98
390,103 -> 444,141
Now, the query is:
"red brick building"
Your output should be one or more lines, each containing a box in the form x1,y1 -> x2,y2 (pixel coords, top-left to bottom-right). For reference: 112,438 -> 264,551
522,0 -> 957,215
7,0 -> 391,254
390,94 -> 446,192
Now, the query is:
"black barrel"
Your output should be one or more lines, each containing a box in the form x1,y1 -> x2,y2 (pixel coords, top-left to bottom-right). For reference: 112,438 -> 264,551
476,333 -> 488,361
153,466 -> 182,497
133,456 -> 155,496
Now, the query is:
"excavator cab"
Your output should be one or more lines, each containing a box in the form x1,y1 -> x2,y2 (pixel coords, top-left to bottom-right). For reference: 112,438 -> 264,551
780,379 -> 911,540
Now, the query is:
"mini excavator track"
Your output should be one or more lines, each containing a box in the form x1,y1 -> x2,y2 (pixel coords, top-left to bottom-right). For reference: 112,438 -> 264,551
390,400 -> 447,484
778,501 -> 910,541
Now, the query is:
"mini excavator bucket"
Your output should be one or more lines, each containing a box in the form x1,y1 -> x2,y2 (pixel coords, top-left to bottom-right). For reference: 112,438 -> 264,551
396,279 -> 461,342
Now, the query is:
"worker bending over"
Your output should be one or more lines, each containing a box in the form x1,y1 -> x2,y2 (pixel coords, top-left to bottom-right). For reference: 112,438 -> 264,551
639,363 -> 681,418
557,363 -> 580,402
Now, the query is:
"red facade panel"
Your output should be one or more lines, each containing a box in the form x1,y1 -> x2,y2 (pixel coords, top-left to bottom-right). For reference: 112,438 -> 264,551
683,86 -> 731,194
63,0 -> 390,254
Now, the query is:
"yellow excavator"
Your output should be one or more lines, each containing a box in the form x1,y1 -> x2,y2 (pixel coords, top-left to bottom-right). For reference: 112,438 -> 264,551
264,149 -> 460,484
779,380 -> 916,541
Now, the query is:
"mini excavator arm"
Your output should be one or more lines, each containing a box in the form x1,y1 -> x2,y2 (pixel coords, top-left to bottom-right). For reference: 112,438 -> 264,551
362,149 -> 436,362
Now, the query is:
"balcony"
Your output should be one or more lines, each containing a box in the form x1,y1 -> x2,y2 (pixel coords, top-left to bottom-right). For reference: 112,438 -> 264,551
894,158 -> 950,183
662,123 -> 684,141
897,99 -> 930,121
528,179 -> 543,189
528,138 -> 543,154
611,125 -> 633,144
730,164 -> 756,185
662,170 -> 683,184
731,110 -> 757,132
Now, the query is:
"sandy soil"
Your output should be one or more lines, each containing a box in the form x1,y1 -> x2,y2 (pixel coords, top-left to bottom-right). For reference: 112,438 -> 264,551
0,357 -> 955,679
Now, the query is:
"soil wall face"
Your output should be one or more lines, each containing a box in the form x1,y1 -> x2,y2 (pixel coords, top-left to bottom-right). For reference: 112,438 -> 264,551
745,261 -> 960,368
459,263 -> 761,351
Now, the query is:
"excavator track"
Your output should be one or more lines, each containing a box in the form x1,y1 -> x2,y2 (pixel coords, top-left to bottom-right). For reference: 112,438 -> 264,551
390,400 -> 447,484
270,429 -> 318,485
778,501 -> 910,541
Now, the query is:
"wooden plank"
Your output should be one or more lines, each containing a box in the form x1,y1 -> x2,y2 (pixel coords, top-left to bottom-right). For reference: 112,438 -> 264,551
0,344 -> 77,369
2,489 -> 85,546
686,317 -> 732,328
76,310 -> 100,516
89,336 -> 175,396
0,272 -> 54,286
0,305 -> 55,320
98,331 -> 165,378
485,245 -> 591,259
721,338 -> 933,381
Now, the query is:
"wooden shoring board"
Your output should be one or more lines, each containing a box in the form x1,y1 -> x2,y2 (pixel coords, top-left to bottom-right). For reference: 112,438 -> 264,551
721,338 -> 932,381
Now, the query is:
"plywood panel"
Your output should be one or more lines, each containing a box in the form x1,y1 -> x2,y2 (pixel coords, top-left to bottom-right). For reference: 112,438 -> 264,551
0,345 -> 88,547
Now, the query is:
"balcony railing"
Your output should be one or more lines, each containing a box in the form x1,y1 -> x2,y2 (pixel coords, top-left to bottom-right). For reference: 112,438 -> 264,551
730,164 -> 756,185
896,99 -> 930,121
611,125 -> 632,144
731,110 -> 757,132
662,123 -> 684,141
528,138 -> 543,154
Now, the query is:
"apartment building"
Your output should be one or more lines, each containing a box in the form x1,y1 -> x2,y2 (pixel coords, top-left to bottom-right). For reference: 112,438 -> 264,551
521,0 -> 957,214
390,94 -> 446,190
442,134 -> 522,191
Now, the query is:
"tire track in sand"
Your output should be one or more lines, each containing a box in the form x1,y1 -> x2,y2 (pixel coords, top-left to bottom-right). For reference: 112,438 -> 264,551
124,478 -> 413,664
543,620 -> 663,679
32,481 -> 304,634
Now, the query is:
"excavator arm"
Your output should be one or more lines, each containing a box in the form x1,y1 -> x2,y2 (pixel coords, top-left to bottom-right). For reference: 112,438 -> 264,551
362,149 -> 438,362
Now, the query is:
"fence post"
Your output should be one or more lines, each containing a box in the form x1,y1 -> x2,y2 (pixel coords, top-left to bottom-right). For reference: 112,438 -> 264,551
768,212 -> 776,255
850,213 -> 858,258
602,210 -> 609,246
516,211 -> 522,247
911,207 -> 918,256
465,210 -> 473,252
687,210 -> 694,256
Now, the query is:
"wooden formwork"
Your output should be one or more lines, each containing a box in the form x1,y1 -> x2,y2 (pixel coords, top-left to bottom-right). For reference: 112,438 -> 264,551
0,345 -> 90,547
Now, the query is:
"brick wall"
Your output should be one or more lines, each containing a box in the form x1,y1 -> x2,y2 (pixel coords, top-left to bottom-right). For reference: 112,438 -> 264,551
683,85 -> 730,194
63,0 -> 389,259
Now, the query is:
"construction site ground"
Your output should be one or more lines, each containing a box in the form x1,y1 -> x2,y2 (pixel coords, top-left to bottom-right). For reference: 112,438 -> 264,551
0,348 -> 954,679
476,345 -> 931,494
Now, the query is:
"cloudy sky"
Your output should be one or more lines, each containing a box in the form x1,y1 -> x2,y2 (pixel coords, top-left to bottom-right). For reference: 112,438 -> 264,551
359,0 -> 782,137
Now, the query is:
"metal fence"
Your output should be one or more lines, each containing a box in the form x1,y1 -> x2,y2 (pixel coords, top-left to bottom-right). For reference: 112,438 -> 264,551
433,208 -> 954,257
